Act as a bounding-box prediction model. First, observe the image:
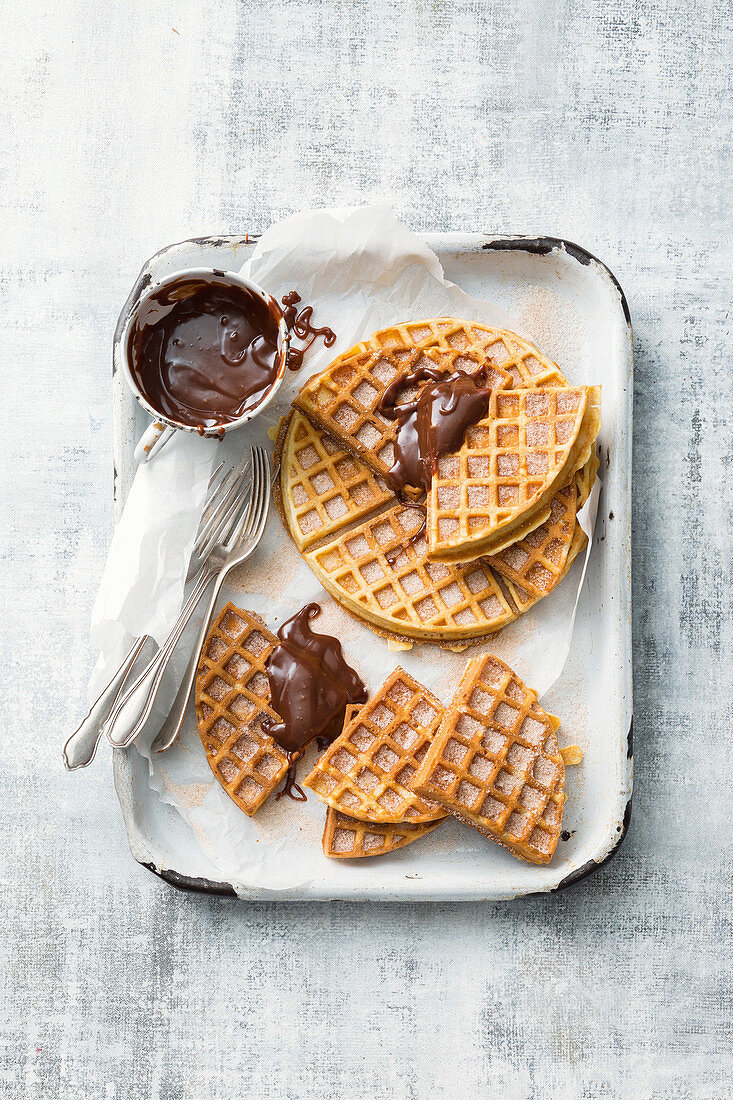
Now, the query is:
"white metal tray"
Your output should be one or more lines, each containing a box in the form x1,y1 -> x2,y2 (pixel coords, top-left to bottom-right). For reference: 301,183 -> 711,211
111,232 -> 633,900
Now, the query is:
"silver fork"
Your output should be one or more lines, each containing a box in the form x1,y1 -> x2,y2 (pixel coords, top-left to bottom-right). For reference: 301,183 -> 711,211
151,448 -> 272,755
104,446 -> 271,751
62,457 -> 247,771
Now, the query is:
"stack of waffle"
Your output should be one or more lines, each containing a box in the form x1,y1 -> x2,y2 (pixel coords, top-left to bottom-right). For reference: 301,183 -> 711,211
278,318 -> 601,643
305,658 -> 567,864
195,604 -> 570,865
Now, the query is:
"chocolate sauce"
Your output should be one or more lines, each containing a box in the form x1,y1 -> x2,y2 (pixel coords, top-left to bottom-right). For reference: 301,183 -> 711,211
264,604 -> 366,772
281,291 -> 336,371
377,363 -> 496,499
129,280 -> 283,429
275,765 -> 307,803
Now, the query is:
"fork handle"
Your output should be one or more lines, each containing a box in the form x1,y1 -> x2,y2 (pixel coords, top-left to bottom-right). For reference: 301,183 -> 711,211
103,567 -> 214,748
62,636 -> 150,770
150,570 -> 229,754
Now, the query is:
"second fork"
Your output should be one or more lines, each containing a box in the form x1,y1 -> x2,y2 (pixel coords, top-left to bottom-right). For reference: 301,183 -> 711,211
104,446 -> 270,750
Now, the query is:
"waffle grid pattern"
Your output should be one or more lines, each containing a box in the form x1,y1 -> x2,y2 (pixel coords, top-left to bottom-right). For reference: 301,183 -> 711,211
490,481 -> 577,598
304,667 -> 447,823
428,387 -> 588,557
306,501 -> 516,640
294,319 -> 526,483
322,808 -> 440,858
281,411 -> 392,550
502,521 -> 588,614
414,655 -> 565,864
195,603 -> 289,816
283,319 -> 600,642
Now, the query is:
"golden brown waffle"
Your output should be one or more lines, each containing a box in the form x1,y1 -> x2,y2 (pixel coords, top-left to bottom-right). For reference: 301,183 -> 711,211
304,667 -> 447,823
293,319 -> 559,484
502,523 -> 587,614
280,411 -> 393,550
414,655 -> 565,864
428,387 -> 600,561
322,808 -> 441,858
576,445 -> 600,508
305,500 -> 516,641
489,481 -> 577,599
195,603 -> 289,816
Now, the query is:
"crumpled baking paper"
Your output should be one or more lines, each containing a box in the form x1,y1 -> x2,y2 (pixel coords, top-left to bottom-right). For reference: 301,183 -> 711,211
91,205 -> 599,892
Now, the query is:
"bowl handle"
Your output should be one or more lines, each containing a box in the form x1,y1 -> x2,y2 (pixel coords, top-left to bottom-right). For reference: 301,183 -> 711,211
134,421 -> 176,464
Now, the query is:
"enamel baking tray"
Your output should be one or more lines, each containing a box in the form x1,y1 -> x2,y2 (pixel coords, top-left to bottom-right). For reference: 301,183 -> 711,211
111,233 -> 633,901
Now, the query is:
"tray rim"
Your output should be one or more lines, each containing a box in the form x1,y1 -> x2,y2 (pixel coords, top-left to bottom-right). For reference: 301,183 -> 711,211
111,231 -> 633,901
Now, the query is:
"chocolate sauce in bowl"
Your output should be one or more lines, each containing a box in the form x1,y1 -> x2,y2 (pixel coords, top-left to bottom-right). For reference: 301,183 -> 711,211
377,363 -> 496,499
263,603 -> 367,799
129,280 -> 283,429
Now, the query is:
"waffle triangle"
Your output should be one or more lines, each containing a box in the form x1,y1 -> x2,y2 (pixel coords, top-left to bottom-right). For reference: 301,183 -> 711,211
502,522 -> 587,614
279,410 -> 392,550
489,480 -> 577,599
322,808 -> 441,858
195,603 -> 289,816
413,655 -> 565,864
293,319 -> 561,485
427,386 -> 600,561
304,667 -> 448,823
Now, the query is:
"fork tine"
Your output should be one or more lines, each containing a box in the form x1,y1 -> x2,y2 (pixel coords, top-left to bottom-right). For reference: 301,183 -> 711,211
225,450 -> 260,548
191,465 -> 237,560
247,448 -> 265,534
224,447 -> 267,551
207,459 -> 226,490
236,447 -> 269,549
191,456 -> 248,558
195,454 -> 253,562
249,449 -> 270,540
252,448 -> 269,535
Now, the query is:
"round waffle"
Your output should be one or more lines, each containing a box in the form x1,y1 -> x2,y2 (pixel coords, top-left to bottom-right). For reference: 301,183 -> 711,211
282,318 -> 600,641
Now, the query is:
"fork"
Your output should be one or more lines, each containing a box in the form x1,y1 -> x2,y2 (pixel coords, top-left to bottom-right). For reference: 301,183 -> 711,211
62,457 -> 247,771
150,447 -> 272,754
104,446 -> 271,751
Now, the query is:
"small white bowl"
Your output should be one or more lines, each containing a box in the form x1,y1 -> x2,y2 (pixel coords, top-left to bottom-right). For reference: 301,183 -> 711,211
117,266 -> 290,463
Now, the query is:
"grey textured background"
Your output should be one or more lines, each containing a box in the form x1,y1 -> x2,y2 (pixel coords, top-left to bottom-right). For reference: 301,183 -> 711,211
2,2 -> 731,1097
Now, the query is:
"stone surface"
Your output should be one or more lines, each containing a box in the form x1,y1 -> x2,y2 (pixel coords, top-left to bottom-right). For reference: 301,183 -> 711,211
1,1 -> 730,1097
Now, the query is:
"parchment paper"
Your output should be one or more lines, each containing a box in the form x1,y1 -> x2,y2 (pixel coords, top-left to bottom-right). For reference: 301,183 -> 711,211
91,206 -> 599,891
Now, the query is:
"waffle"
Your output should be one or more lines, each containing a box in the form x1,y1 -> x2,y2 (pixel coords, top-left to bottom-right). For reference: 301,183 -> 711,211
293,319 -> 567,485
489,481 -> 577,599
280,411 -> 392,550
305,500 -> 516,641
304,667 -> 447,823
427,386 -> 601,561
413,655 -> 565,864
322,808 -> 441,858
576,445 -> 600,508
502,522 -> 588,614
195,603 -> 289,816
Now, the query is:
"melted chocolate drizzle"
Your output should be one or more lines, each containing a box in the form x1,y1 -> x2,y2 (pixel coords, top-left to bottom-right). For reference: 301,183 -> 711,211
275,765 -> 307,803
377,362 -> 496,499
264,604 -> 366,800
282,291 -> 336,371
130,280 -> 282,430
